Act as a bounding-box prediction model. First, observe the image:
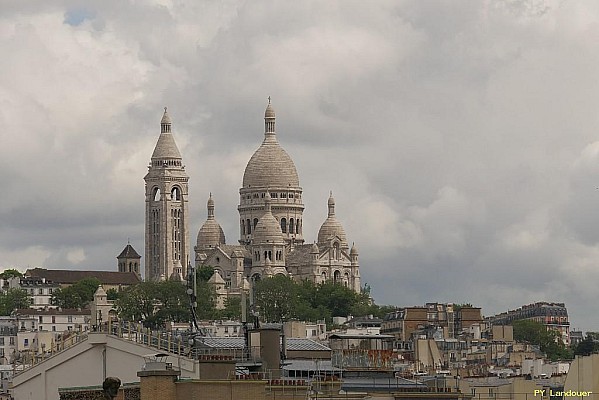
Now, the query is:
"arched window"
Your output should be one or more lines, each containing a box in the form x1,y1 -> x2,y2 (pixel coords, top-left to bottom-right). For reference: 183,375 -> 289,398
241,220 -> 245,235
321,272 -> 327,282
153,188 -> 161,201
333,242 -> 340,260
334,270 -> 341,284
289,218 -> 294,235
296,219 -> 300,234
280,218 -> 287,233
344,273 -> 350,287
253,218 -> 258,229
171,187 -> 181,201
247,219 -> 251,234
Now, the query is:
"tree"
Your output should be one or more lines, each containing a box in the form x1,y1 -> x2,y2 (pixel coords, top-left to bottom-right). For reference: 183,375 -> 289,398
0,288 -> 30,315
106,288 -> 119,301
115,280 -> 193,329
0,269 -> 23,280
196,266 -> 215,282
315,282 -> 357,317
573,333 -> 599,356
194,280 -> 217,320
255,275 -> 300,322
52,278 -> 101,309
155,280 -> 190,324
115,282 -> 161,327
218,296 -> 242,320
512,320 -> 572,361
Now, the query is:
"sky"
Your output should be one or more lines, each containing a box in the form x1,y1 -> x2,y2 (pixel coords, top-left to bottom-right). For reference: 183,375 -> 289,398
2,0 -> 599,330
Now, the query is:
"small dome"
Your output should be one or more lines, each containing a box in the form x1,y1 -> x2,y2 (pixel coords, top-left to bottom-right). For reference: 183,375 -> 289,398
311,243 -> 319,254
253,194 -> 285,245
196,194 -> 226,249
350,242 -> 359,255
317,193 -> 348,247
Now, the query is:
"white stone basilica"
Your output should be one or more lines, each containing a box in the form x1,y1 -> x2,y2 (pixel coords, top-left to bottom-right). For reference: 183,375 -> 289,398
144,101 -> 360,294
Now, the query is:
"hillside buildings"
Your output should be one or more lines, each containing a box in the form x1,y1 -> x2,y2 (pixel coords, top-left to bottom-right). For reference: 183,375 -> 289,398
488,302 -> 570,345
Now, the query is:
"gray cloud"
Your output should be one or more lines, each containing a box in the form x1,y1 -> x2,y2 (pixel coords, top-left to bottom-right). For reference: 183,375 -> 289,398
2,0 -> 599,329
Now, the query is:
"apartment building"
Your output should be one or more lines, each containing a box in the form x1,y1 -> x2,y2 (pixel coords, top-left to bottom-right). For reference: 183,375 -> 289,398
488,302 -> 570,344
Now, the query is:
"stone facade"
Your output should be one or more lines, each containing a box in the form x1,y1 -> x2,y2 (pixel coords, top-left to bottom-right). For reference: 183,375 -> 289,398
193,101 -> 361,295
144,108 -> 190,281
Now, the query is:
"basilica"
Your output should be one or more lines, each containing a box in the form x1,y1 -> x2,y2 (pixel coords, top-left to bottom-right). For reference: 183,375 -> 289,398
144,101 -> 360,296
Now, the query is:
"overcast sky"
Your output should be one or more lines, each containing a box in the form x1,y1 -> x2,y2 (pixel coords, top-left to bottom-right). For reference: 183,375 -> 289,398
2,0 -> 599,329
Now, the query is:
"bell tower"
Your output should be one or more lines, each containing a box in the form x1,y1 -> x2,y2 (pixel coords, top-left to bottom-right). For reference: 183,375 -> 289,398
144,108 -> 190,281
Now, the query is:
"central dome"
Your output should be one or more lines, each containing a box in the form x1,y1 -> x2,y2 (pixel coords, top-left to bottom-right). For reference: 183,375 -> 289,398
242,143 -> 299,188
242,102 -> 300,189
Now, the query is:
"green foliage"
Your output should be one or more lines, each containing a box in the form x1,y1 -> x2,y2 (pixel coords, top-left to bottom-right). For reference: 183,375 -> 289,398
512,320 -> 572,361
0,269 -> 23,280
586,332 -> 599,341
573,334 -> 599,356
253,277 -> 390,324
196,266 -> 215,282
114,279 -> 217,328
115,280 -> 192,328
217,296 -> 242,320
106,288 -> 119,301
255,275 -> 298,322
51,278 -> 101,309
114,281 -> 161,327
0,288 -> 30,315
195,280 -> 217,320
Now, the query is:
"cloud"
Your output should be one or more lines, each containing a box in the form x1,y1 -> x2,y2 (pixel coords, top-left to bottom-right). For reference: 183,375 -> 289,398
2,0 -> 599,329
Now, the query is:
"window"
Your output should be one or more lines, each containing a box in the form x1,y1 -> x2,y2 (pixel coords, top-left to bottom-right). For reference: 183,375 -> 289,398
224,327 -> 229,333
68,316 -> 73,323
24,339 -> 28,347
52,316 -> 56,324
38,288 -> 43,295
0,338 -> 4,346
38,316 -> 43,323
9,337 -> 14,346
49,288 -> 53,294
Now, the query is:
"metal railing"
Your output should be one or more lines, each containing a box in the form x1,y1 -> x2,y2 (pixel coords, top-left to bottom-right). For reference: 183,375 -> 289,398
14,319 -> 262,376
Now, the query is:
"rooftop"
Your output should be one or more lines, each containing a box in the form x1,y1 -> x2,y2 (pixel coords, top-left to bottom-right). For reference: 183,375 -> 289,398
25,268 -> 141,286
